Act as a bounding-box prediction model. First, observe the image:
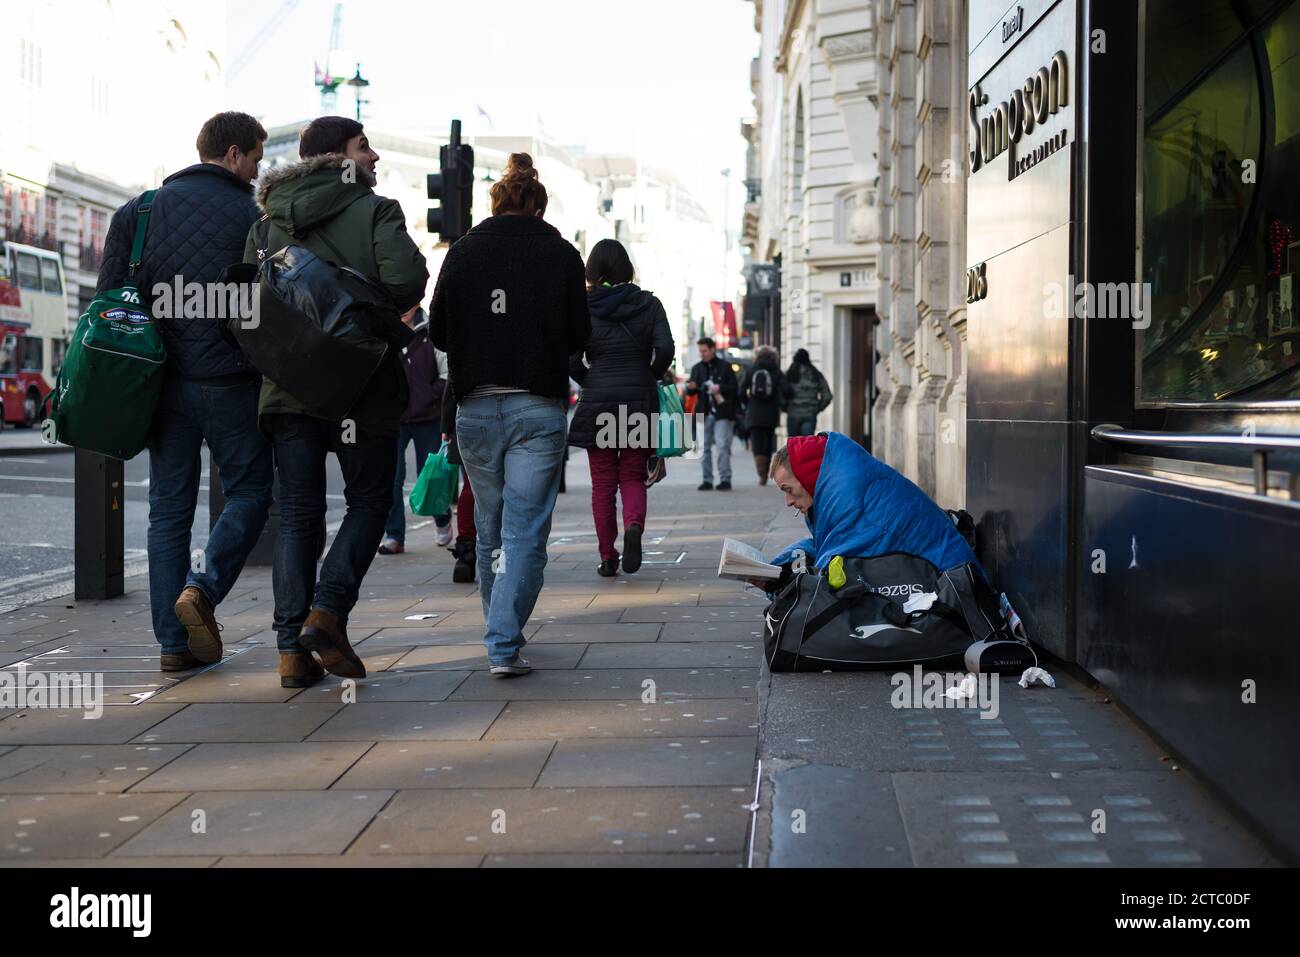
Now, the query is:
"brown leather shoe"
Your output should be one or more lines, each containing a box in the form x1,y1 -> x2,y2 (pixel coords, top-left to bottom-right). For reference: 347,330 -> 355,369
297,608 -> 365,679
174,586 -> 222,664
279,652 -> 325,689
160,650 -> 206,672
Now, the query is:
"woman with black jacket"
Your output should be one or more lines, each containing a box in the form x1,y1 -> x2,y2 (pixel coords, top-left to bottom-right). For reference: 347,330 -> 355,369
739,344 -> 792,485
430,152 -> 591,676
568,239 -> 675,577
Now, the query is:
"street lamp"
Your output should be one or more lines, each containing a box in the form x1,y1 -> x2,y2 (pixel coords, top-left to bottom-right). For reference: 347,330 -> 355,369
346,65 -> 370,122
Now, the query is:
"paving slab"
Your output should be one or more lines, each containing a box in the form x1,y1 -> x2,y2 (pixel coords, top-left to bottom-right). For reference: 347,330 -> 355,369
619,607 -> 755,624
891,771 -> 1277,867
451,668 -> 759,701
130,742 -> 372,791
0,744 -> 191,793
214,854 -> 481,867
390,643 -> 586,671
349,786 -> 752,855
529,623 -> 663,644
484,699 -> 759,740
113,790 -> 394,857
293,670 -> 471,704
767,764 -> 911,868
334,740 -> 555,789
0,705 -> 184,745
482,852 -> 739,867
307,701 -> 505,741
537,737 -> 757,788
131,703 -> 342,744
577,642 -> 761,669
0,791 -> 187,859
660,621 -> 763,642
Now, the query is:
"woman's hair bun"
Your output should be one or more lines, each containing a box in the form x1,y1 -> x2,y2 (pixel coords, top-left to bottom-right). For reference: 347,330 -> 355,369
491,151 -> 548,216
504,152 -> 536,178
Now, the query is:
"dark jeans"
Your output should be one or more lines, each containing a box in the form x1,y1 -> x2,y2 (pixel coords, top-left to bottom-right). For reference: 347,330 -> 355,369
384,420 -> 449,544
267,413 -> 397,653
147,377 -> 273,653
787,414 -> 818,437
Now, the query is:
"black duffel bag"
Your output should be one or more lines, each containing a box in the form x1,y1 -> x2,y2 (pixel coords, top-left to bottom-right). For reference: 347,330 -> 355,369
223,221 -> 413,421
762,552 -> 1020,672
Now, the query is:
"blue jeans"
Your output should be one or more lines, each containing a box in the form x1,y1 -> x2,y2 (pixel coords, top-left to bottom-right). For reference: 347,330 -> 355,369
384,420 -> 449,544
147,377 -> 273,653
701,415 -> 734,483
787,414 -> 818,437
455,393 -> 567,665
267,413 -> 397,653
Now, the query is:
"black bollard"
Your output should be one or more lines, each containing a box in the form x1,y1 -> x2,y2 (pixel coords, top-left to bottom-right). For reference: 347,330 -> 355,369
73,448 -> 124,599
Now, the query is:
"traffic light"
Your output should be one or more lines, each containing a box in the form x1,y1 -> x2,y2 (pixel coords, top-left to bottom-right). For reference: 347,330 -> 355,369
427,119 -> 474,244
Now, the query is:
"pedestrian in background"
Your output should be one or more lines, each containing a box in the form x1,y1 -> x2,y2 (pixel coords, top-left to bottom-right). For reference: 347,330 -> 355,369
685,337 -> 739,490
740,344 -> 792,485
567,239 -> 674,578
97,111 -> 272,674
379,305 -> 452,555
246,116 -> 428,688
430,152 -> 591,676
786,347 -> 833,437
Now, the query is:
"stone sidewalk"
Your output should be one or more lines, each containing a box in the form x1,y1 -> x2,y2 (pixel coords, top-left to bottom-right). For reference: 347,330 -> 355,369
0,445 -> 774,866
0,443 -> 1279,867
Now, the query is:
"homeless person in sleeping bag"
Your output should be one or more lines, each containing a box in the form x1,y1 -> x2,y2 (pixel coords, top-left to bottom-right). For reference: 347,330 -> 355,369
756,432 -> 1017,671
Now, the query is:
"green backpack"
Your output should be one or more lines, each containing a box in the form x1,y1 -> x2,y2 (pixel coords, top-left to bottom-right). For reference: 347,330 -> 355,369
49,189 -> 167,460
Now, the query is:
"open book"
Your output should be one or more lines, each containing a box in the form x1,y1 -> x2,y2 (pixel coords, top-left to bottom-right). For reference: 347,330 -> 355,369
718,537 -> 782,580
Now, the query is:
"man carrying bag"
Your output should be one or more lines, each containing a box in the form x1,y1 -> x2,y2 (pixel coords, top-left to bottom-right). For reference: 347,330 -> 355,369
91,111 -> 272,674
242,116 -> 428,689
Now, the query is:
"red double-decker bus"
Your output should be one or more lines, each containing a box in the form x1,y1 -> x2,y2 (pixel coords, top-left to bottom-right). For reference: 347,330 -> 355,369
1,241 -> 67,428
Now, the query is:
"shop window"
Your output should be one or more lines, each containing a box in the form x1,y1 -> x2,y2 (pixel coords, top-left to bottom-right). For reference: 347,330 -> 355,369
1141,0 -> 1300,403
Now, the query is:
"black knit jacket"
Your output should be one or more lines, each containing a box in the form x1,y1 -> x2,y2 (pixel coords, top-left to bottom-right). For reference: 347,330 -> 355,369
429,214 -> 591,400
567,283 -> 675,448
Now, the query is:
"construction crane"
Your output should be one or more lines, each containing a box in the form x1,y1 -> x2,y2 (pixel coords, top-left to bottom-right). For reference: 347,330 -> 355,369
314,2 -> 345,113
225,0 -> 302,83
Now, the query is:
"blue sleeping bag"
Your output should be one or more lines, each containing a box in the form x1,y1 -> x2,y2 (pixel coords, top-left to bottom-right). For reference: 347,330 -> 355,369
771,432 -> 980,575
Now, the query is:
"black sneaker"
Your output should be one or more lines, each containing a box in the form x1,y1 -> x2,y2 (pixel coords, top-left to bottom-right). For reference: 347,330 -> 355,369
622,523 -> 643,573
698,481 -> 714,491
597,558 -> 620,577
716,481 -> 732,491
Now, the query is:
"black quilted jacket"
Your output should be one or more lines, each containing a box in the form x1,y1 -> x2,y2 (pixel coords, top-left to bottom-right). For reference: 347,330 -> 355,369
96,163 -> 259,381
567,284 -> 674,449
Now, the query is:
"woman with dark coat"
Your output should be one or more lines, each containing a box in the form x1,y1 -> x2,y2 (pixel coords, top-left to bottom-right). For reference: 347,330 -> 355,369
739,344 -> 792,484
568,239 -> 675,577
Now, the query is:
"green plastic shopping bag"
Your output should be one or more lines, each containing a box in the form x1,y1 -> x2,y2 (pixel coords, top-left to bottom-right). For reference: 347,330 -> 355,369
409,440 -> 459,516
657,381 -> 690,458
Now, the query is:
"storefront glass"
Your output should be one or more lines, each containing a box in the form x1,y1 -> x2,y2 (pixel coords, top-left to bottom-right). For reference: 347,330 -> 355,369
1141,0 -> 1300,402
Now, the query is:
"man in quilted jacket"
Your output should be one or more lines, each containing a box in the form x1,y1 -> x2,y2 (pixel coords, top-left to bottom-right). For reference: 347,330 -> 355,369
95,111 -> 272,674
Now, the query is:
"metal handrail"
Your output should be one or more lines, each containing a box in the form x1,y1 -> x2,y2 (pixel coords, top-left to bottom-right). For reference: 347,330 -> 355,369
1091,424 -> 1300,452
1091,424 -> 1300,495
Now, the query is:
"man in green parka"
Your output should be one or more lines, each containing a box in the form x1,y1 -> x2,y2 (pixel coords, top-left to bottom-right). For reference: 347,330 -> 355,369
243,116 -> 428,689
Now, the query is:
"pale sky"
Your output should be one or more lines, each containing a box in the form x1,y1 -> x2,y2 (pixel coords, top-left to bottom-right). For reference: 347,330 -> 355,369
225,0 -> 760,228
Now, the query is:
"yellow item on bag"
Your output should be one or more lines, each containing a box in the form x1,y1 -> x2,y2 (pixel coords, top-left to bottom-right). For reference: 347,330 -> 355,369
828,555 -> 846,589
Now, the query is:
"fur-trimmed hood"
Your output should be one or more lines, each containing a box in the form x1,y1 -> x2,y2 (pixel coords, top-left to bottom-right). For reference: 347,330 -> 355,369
255,152 -> 372,235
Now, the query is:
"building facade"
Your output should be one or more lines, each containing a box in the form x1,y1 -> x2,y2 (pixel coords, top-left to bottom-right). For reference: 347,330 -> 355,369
743,0 -> 972,506
2,0 -> 228,334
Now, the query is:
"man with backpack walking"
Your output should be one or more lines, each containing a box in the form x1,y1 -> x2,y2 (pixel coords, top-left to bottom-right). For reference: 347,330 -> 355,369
244,116 -> 428,688
95,111 -> 272,673
739,345 -> 792,485
685,337 -> 739,490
